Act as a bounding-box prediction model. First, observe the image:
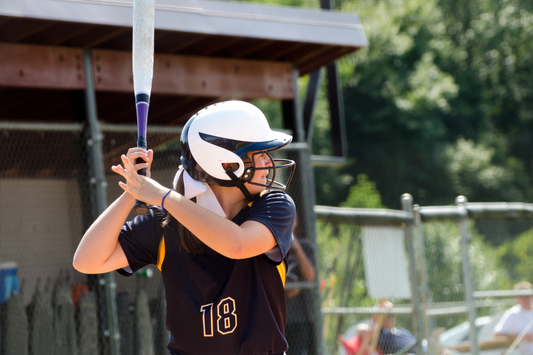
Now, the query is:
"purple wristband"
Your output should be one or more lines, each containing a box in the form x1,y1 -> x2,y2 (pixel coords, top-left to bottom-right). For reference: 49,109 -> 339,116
161,189 -> 172,210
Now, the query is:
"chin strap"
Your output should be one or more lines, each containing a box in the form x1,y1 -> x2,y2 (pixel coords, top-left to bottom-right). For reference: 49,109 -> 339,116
225,169 -> 255,201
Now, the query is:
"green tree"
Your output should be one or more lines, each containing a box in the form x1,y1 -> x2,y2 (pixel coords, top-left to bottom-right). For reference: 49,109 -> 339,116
341,174 -> 385,208
445,137 -> 528,201
243,0 -> 533,210
496,228 -> 533,287
422,220 -> 506,328
335,0 -> 460,209
435,0 -> 533,202
318,0 -> 532,208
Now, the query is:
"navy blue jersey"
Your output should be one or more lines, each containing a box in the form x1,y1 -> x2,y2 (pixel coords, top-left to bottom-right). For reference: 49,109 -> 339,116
117,190 -> 295,355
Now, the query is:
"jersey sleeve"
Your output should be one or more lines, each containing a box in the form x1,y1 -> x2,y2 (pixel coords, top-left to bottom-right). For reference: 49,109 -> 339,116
116,206 -> 165,276
247,191 -> 295,264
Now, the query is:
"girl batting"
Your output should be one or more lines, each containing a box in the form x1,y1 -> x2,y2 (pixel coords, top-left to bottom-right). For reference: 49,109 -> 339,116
73,101 -> 296,355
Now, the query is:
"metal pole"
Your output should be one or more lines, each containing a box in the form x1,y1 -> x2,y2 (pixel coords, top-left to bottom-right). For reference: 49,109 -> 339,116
83,48 -> 121,355
303,69 -> 322,147
401,194 -> 423,355
320,0 -> 348,160
413,205 -> 433,355
284,63 -> 324,355
455,195 -> 479,355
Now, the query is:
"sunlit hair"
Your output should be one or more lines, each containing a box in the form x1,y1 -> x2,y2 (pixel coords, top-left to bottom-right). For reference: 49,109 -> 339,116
356,323 -> 370,333
514,281 -> 533,290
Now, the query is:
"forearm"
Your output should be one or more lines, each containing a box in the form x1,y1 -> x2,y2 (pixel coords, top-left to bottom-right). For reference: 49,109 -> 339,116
293,240 -> 316,281
164,191 -> 276,259
73,192 -> 134,273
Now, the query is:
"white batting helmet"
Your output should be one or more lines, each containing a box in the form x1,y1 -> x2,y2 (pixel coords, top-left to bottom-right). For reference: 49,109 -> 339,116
180,101 -> 295,199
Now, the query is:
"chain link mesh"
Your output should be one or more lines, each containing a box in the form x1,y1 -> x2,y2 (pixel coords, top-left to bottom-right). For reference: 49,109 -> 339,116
316,209 -> 532,355
1,126 -> 531,355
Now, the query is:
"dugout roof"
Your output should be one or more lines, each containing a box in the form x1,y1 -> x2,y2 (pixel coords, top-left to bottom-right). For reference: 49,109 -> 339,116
0,0 -> 367,125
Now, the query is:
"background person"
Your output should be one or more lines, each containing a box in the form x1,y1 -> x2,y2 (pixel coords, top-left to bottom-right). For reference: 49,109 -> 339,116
339,323 -> 373,355
493,281 -> 533,355
374,300 -> 417,355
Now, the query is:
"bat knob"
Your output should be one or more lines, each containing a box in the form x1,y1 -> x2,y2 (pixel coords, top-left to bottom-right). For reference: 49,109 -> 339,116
133,200 -> 149,215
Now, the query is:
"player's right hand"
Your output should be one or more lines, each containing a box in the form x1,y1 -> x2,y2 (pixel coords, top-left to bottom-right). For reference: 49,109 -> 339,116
122,147 -> 153,178
111,148 -> 168,206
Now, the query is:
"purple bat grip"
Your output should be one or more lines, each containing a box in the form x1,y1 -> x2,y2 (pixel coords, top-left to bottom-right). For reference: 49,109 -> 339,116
136,101 -> 149,142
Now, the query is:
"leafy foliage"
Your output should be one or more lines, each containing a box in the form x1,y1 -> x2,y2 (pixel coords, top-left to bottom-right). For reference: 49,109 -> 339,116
340,174 -> 385,209
247,0 -> 532,211
422,220 -> 506,327
321,0 -> 531,209
445,138 -> 528,201
496,228 -> 533,287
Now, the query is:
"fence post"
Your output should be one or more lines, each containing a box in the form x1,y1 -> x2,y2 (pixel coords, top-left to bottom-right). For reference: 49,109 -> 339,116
83,48 -> 120,355
401,194 -> 423,355
455,196 -> 479,355
282,63 -> 325,355
413,205 -> 433,355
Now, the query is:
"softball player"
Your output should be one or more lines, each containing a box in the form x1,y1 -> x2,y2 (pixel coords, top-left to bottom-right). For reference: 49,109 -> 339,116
73,101 -> 296,355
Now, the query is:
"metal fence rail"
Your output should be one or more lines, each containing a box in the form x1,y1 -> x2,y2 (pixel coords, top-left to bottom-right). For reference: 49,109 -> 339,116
314,199 -> 533,355
1,119 -> 532,355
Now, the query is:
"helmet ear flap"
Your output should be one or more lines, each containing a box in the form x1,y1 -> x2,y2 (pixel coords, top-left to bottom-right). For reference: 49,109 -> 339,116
189,131 -> 245,180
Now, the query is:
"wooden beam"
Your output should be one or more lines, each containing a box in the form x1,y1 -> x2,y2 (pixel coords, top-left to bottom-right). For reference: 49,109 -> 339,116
0,43 -> 294,100
92,48 -> 294,99
0,43 -> 85,89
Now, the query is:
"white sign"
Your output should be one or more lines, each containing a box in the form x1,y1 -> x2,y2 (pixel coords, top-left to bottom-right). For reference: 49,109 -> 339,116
362,226 -> 412,299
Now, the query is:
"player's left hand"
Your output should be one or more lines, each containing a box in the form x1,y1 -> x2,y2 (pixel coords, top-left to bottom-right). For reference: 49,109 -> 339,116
112,149 -> 168,205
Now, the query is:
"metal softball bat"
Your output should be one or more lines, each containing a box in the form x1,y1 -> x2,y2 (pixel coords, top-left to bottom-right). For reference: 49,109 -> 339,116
132,0 -> 155,216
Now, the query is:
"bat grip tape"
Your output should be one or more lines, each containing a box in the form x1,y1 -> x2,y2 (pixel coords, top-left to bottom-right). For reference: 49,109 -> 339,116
137,136 -> 147,176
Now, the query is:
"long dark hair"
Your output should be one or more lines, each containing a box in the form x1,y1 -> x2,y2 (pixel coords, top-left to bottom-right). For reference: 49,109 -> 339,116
162,170 -> 205,255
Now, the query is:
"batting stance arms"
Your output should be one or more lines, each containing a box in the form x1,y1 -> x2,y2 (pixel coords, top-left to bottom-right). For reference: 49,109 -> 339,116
73,148 -> 278,274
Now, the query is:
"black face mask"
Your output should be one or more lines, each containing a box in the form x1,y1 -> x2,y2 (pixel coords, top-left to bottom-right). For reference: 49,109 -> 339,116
241,151 -> 295,191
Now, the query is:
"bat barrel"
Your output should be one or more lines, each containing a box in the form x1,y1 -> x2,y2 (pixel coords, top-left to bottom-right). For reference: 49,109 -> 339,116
132,0 -> 154,216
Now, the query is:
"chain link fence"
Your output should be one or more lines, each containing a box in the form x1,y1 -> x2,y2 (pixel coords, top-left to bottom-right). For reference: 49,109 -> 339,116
314,200 -> 533,355
0,124 -> 532,355
0,121 -> 315,355
1,120 -> 532,355
0,123 -> 179,355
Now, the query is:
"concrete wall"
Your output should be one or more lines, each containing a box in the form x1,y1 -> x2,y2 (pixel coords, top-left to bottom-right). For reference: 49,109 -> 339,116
0,178 -> 85,304
0,166 -> 179,305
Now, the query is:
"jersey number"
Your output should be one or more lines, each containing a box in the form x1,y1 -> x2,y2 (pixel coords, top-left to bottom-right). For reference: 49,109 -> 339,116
200,297 -> 237,337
